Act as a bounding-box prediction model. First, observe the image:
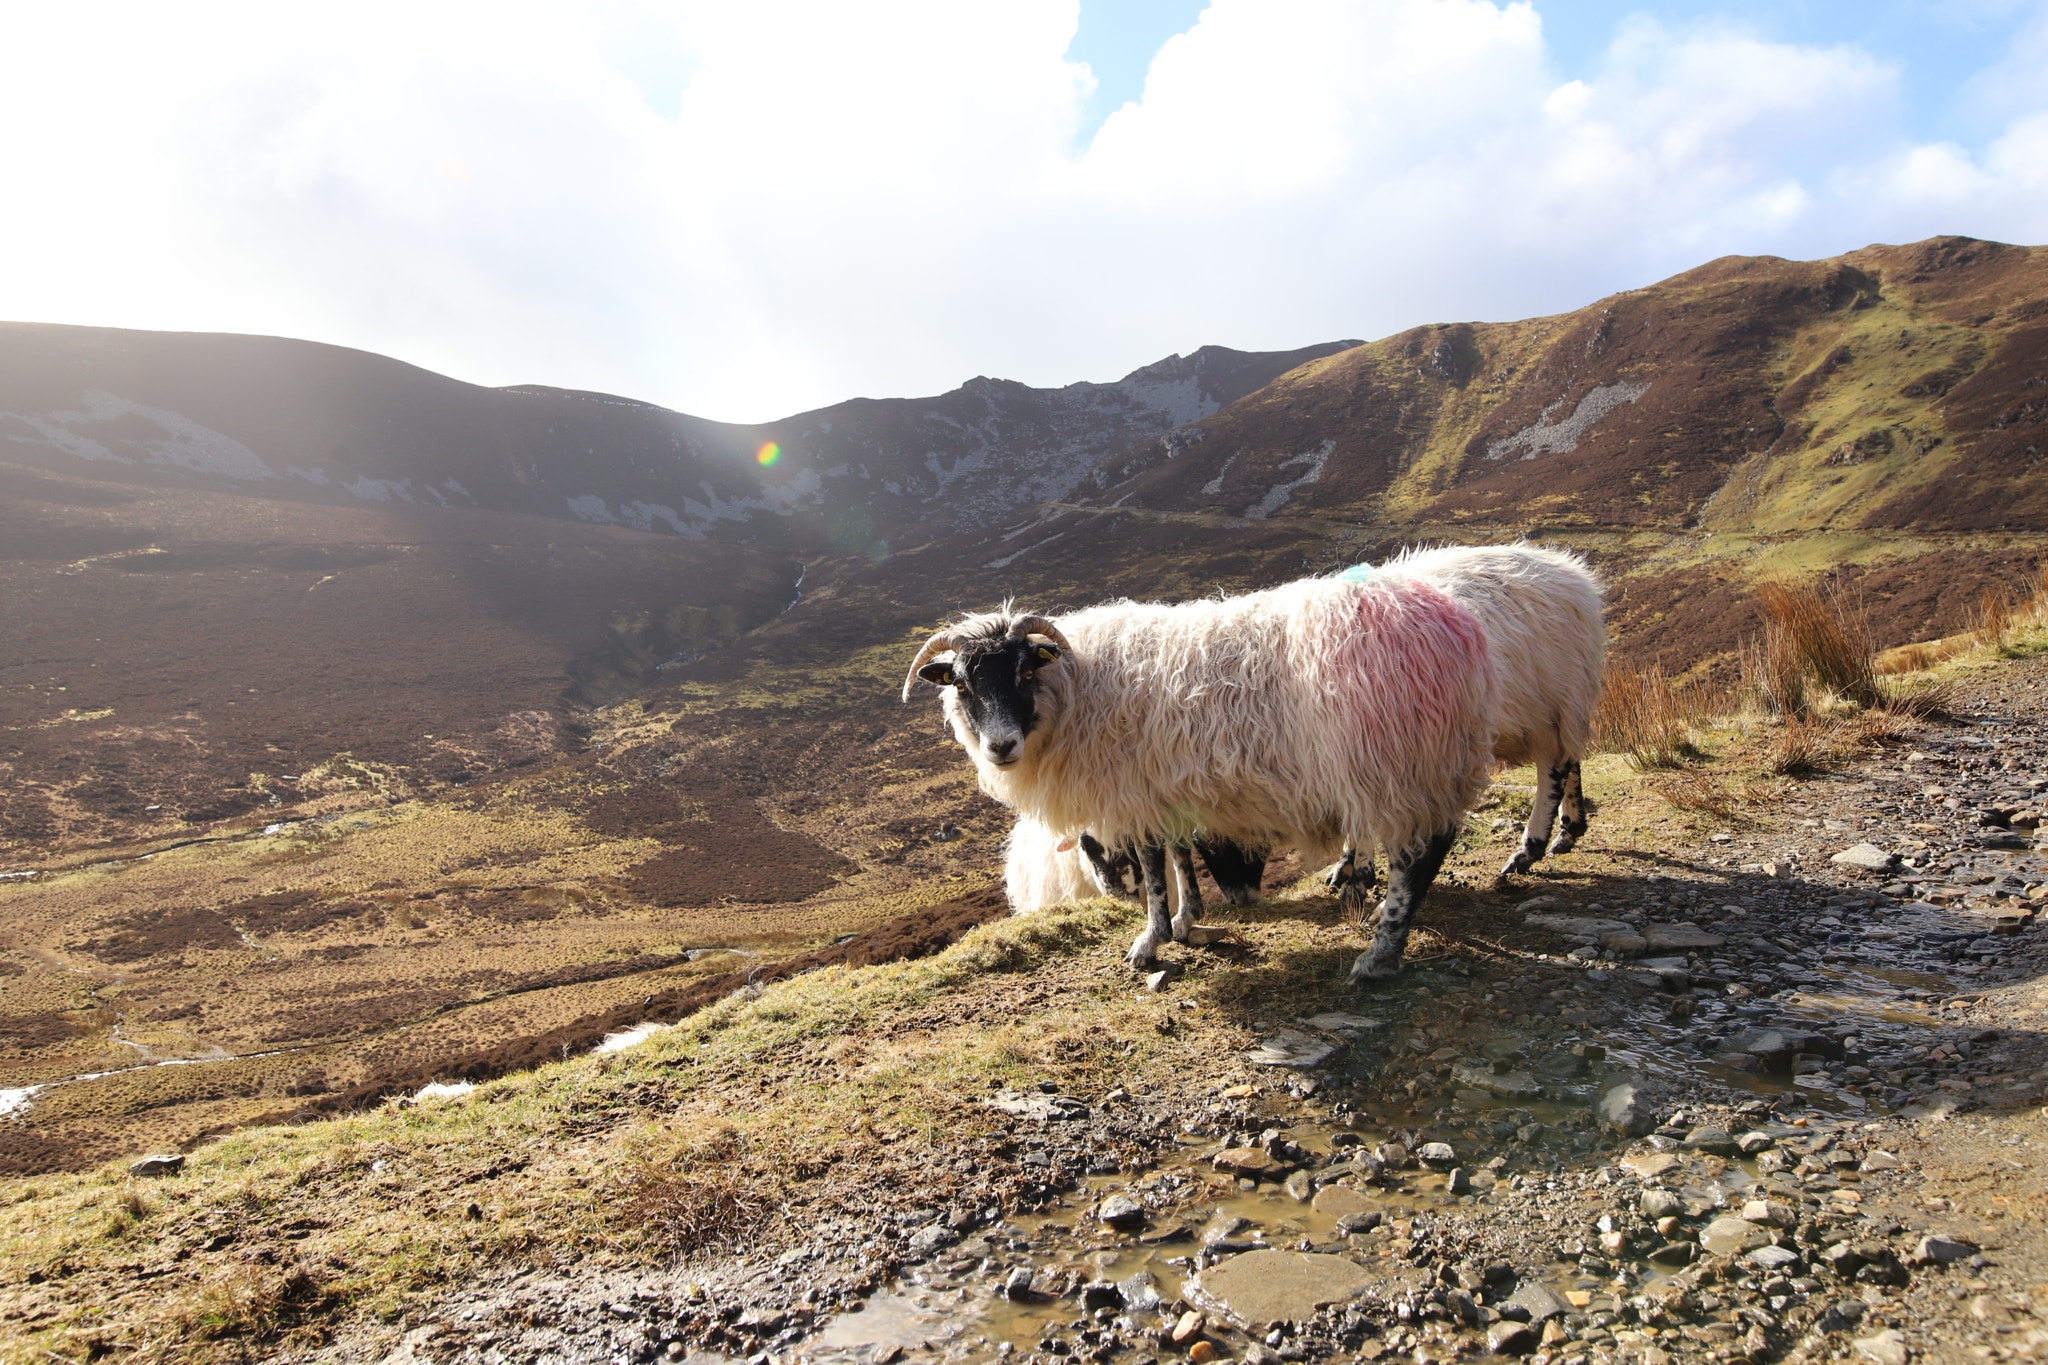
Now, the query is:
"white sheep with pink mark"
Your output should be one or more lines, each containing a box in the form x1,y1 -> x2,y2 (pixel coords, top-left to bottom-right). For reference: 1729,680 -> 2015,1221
1003,543 -> 1606,917
903,569 -> 1499,980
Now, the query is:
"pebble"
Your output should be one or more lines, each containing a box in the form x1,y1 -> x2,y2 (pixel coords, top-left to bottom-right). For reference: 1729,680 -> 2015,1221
1915,1234 -> 1977,1265
127,1154 -> 184,1178
1487,1321 -> 1537,1355
1832,842 -> 1900,872
1096,1194 -> 1145,1230
1213,1148 -> 1277,1177
1415,1142 -> 1457,1168
1854,1328 -> 1911,1365
1700,1215 -> 1766,1256
1640,1189 -> 1685,1219
1597,1081 -> 1653,1135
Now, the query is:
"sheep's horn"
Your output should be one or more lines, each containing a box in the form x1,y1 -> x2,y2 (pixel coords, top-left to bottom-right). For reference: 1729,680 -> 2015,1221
900,630 -> 955,702
1009,616 -> 1072,653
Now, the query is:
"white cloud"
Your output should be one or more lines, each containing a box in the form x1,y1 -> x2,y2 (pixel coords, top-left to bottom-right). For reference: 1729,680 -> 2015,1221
0,0 -> 2043,422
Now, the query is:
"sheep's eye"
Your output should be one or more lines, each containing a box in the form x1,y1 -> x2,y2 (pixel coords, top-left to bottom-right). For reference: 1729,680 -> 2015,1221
1034,644 -> 1059,664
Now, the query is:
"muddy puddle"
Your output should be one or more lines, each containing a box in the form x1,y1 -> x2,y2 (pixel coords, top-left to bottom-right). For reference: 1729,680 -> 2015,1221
790,1101 -> 1660,1364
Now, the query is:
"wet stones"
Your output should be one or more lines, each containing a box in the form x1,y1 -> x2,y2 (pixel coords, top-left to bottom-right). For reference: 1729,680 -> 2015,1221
1639,1189 -> 1685,1220
1192,1249 -> 1376,1328
1504,1282 -> 1571,1323
1212,1148 -> 1279,1179
905,1225 -> 957,1259
1095,1194 -> 1146,1231
1117,1271 -> 1161,1314
1487,1319 -> 1538,1355
1449,1060 -> 1543,1099
1699,1215 -> 1767,1256
1596,1081 -> 1654,1135
1415,1142 -> 1457,1169
1741,1198 -> 1796,1228
1200,1211 -> 1255,1250
1682,1124 -> 1738,1155
1748,1244 -> 1801,1272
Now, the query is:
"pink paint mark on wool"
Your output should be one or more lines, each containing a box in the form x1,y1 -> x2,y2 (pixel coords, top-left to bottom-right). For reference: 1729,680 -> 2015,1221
1333,576 -> 1491,745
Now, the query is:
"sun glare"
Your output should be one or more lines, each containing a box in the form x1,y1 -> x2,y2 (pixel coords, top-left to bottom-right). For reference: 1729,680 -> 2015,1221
756,440 -> 781,466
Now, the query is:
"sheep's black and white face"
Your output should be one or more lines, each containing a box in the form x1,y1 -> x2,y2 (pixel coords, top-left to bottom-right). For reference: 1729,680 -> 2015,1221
918,632 -> 1062,769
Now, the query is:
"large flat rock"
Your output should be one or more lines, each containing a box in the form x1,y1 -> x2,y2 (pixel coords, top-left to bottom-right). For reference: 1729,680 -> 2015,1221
1192,1249 -> 1375,1326
1247,1028 -> 1341,1069
1525,913 -> 1631,937
1642,923 -> 1726,951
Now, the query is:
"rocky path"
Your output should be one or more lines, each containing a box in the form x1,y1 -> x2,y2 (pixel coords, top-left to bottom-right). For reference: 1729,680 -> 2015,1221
302,660 -> 2048,1365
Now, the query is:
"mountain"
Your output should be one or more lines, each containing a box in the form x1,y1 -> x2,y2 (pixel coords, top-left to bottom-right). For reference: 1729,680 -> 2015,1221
0,324 -> 1355,550
938,235 -> 2048,673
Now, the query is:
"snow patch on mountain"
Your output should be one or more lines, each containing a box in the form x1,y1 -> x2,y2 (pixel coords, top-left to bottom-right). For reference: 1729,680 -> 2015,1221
1,389 -> 275,481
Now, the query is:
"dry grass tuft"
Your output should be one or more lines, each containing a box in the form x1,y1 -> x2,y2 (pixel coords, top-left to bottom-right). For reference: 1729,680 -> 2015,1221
1747,580 -> 1881,715
1875,635 -> 1972,676
1648,770 -> 1773,820
168,1258 -> 342,1349
1768,710 -> 1919,777
1974,586 -> 2016,652
1593,663 -> 1711,770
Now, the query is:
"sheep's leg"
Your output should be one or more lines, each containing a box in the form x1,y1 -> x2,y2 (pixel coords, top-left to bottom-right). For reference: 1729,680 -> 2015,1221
1548,759 -> 1588,855
1497,758 -> 1568,886
1348,826 -> 1459,986
1081,834 -> 1140,902
1197,838 -> 1266,906
1326,845 -> 1379,912
1124,842 -> 1175,968
1169,844 -> 1203,941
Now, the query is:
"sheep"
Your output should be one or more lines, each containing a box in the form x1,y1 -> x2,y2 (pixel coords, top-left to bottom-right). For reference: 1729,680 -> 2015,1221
1005,543 -> 1606,918
902,571 -> 1498,981
1197,544 -> 1608,897
1004,815 -> 1259,914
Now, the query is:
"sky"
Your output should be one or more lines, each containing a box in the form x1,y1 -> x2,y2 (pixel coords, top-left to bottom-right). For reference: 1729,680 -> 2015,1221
0,0 -> 2044,422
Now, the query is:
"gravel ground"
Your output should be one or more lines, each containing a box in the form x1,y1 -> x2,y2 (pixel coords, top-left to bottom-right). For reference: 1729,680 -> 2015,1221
296,658 -> 2048,1365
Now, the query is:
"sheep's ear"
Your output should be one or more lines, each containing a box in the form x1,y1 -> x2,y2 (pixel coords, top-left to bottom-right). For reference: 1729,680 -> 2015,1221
1024,633 -> 1061,665
917,653 -> 959,688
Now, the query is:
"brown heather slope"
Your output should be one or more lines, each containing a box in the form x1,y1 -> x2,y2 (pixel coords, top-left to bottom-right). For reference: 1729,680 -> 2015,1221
967,235 -> 2048,677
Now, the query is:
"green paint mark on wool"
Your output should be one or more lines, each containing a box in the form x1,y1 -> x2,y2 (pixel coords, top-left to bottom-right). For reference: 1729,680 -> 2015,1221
1339,563 -> 1377,582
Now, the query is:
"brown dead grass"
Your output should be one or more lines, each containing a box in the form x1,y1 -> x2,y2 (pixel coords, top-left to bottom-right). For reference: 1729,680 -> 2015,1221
1593,662 -> 1714,770
1646,769 -> 1774,820
1876,634 -> 1974,675
1746,579 -> 1882,715
1768,710 -> 1919,777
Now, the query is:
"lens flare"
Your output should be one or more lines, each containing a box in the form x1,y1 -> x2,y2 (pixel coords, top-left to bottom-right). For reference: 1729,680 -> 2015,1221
755,441 -> 781,467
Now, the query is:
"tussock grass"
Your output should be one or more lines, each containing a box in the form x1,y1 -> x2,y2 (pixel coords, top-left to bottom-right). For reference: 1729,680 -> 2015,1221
1646,769 -> 1774,820
1745,579 -> 1882,715
1767,710 -> 1920,778
1593,663 -> 1715,770
1875,634 -> 1973,676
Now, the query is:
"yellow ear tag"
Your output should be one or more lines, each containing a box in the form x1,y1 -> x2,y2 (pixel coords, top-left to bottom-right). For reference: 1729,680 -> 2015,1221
1035,645 -> 1057,663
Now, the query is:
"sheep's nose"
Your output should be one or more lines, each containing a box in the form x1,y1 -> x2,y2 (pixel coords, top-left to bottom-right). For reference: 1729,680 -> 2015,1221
987,737 -> 1018,762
